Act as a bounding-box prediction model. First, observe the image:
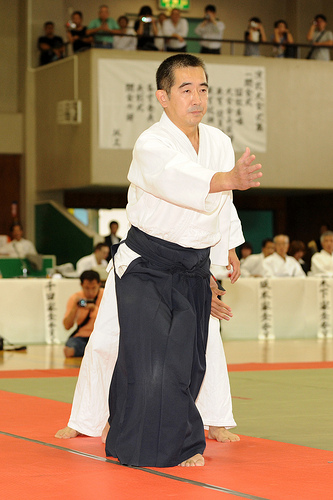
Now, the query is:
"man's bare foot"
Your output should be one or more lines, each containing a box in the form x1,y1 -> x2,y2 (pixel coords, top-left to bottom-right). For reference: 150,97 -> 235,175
55,426 -> 80,439
64,346 -> 75,358
179,454 -> 205,467
101,421 -> 110,443
208,426 -> 240,443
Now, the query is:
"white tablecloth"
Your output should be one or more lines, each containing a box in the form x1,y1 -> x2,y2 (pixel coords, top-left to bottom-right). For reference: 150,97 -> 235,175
0,278 -> 80,344
0,277 -> 332,344
221,277 -> 333,340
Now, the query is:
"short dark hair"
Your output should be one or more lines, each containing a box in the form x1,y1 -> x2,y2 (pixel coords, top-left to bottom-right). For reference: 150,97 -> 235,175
80,270 -> 101,284
44,21 -> 54,28
156,54 -> 208,96
139,5 -> 153,17
249,17 -> 261,24
274,19 -> 288,29
72,11 -> 83,18
315,14 -> 327,23
205,4 -> 216,13
109,220 -> 119,228
118,15 -> 128,24
262,238 -> 274,248
94,242 -> 109,252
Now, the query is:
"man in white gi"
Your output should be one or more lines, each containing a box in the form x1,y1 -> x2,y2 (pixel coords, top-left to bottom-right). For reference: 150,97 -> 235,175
310,231 -> 333,276
240,238 -> 275,277
76,243 -> 109,275
56,54 -> 262,468
263,234 -> 305,277
0,223 -> 37,258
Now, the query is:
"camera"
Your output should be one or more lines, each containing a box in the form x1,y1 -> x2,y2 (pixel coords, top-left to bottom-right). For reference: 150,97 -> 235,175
77,298 -> 95,307
66,20 -> 76,29
250,21 -> 258,28
141,17 -> 152,23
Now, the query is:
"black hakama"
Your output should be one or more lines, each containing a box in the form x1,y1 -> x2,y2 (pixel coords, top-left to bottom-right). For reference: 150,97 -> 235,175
105,226 -> 211,467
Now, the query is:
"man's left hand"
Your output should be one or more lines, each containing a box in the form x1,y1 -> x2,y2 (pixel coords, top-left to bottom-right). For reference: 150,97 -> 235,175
226,248 -> 240,284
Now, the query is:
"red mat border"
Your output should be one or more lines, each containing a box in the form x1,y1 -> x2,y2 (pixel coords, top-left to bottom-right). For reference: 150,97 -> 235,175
0,362 -> 333,379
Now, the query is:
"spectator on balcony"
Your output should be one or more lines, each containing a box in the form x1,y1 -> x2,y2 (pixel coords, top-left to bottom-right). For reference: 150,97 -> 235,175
66,11 -> 92,53
310,231 -> 333,276
272,19 -> 295,58
163,8 -> 188,53
195,4 -> 225,55
306,14 -> 333,61
113,16 -> 137,51
155,13 -> 168,51
244,17 -> 267,57
263,234 -> 305,277
134,6 -> 158,51
86,5 -> 120,49
38,21 -> 65,65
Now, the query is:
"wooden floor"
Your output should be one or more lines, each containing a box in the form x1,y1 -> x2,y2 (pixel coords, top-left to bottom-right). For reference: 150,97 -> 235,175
1,338 -> 332,371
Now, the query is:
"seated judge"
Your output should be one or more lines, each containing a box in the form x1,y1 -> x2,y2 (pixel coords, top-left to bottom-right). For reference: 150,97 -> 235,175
263,234 -> 306,277
310,231 -> 333,276
76,243 -> 109,276
240,238 -> 275,277
0,223 -> 37,258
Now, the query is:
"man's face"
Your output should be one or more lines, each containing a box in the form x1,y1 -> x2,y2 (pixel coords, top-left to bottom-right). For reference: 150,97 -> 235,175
99,7 -> 109,21
171,9 -> 181,23
316,18 -> 327,31
110,223 -> 118,235
96,246 -> 110,262
45,23 -> 54,36
156,66 -> 208,134
12,225 -> 23,241
274,236 -> 289,258
72,13 -> 82,27
263,241 -> 275,257
81,279 -> 100,300
322,235 -> 333,254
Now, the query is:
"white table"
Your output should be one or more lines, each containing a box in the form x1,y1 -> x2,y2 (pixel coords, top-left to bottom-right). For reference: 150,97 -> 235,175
0,278 -> 80,344
221,277 -> 333,340
0,277 -> 332,345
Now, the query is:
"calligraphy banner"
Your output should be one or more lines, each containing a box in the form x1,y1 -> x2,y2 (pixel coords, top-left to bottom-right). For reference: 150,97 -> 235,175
98,59 -> 266,152
43,280 -> 60,344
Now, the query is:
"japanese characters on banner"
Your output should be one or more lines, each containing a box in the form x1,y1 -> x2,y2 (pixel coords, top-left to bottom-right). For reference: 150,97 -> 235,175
258,279 -> 275,340
43,280 -> 60,344
317,278 -> 333,339
98,60 -> 266,152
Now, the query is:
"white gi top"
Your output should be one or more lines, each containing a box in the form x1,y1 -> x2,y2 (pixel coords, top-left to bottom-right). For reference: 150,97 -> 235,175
0,238 -> 37,258
76,253 -> 107,276
310,250 -> 333,276
162,18 -> 189,50
240,252 -> 265,277
263,252 -> 305,277
195,20 -> 225,50
126,112 -> 244,266
113,28 -> 137,51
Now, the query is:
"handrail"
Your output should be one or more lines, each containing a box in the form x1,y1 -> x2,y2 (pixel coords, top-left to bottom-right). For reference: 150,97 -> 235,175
62,35 -> 333,60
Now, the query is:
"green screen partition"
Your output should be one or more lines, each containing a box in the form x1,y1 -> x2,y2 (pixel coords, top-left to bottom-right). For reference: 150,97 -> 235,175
238,210 -> 274,254
35,203 -> 94,267
0,256 -> 56,278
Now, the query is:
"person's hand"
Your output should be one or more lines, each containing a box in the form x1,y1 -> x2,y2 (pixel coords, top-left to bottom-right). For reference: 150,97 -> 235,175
230,147 -> 262,191
86,302 -> 96,311
227,249 -> 240,284
210,277 -> 233,321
